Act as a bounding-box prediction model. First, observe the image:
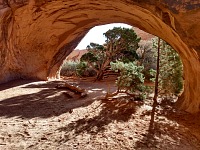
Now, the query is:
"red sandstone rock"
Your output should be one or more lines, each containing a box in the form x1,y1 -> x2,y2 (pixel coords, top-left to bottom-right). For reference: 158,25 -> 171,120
0,0 -> 200,113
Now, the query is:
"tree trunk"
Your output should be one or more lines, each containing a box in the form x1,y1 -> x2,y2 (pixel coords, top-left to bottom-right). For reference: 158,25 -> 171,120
149,37 -> 161,132
153,37 -> 161,103
95,70 -> 104,81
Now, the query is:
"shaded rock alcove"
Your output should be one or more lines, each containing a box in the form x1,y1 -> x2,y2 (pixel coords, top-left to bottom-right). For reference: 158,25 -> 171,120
0,0 -> 200,113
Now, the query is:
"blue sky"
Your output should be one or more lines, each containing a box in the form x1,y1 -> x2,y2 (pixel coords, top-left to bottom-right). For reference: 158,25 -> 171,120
75,23 -> 132,50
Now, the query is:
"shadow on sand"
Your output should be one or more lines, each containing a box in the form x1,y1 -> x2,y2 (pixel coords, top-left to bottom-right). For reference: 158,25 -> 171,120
0,80 -> 95,118
58,97 -> 143,142
135,97 -> 200,149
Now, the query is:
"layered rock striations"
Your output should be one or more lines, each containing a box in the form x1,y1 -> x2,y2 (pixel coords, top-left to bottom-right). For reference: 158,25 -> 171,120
0,0 -> 200,113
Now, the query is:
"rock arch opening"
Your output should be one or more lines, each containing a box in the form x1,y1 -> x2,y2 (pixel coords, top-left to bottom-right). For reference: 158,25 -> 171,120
60,23 -> 184,102
0,1 -> 200,113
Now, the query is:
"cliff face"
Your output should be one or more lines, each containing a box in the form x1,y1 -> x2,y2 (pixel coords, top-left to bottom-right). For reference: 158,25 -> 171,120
0,0 -> 200,113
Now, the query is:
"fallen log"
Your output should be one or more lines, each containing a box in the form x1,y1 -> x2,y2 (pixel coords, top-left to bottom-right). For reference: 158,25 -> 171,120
56,82 -> 87,98
56,83 -> 85,93
64,83 -> 85,93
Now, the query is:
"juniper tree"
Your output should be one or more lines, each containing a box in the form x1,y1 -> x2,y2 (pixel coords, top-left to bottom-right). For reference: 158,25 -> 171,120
80,27 -> 141,80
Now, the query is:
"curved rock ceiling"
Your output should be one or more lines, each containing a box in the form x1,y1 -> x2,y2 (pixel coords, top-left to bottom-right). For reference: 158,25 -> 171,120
0,0 -> 200,113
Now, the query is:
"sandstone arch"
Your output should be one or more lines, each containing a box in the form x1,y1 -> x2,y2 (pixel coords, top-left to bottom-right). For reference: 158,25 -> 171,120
0,0 -> 200,113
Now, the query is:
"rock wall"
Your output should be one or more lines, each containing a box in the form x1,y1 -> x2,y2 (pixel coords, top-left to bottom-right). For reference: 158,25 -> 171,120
0,0 -> 200,113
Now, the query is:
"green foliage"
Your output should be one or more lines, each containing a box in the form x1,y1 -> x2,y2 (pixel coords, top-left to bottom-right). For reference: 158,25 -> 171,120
104,27 -> 141,52
152,38 -> 183,95
105,27 -> 140,62
60,61 -> 79,76
76,61 -> 96,77
110,61 -> 147,99
80,52 -> 98,62
80,27 -> 141,80
76,61 -> 87,76
118,50 -> 139,63
81,43 -> 105,63
149,69 -> 156,82
60,60 -> 96,77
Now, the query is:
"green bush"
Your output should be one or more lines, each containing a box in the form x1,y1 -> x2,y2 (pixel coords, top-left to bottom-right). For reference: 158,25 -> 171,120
76,61 -> 96,77
60,60 -> 96,77
110,61 -> 148,99
60,61 -> 79,76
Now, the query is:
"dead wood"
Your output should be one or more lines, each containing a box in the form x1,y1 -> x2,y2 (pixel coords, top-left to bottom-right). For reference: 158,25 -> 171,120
56,83 -> 87,98
56,83 -> 85,93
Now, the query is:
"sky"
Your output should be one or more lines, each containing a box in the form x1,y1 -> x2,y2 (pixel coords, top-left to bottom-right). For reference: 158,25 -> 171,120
75,23 -> 132,50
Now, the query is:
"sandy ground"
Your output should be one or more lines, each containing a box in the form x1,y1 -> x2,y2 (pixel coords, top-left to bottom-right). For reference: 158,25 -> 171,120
0,78 -> 200,150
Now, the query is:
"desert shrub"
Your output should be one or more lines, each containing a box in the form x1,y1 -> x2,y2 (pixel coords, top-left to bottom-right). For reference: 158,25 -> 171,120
110,61 -> 148,99
60,61 -> 79,76
60,60 -> 96,77
76,61 -> 96,77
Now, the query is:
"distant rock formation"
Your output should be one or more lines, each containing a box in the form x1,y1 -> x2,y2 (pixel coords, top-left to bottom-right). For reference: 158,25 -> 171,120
66,49 -> 87,61
133,27 -> 155,41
